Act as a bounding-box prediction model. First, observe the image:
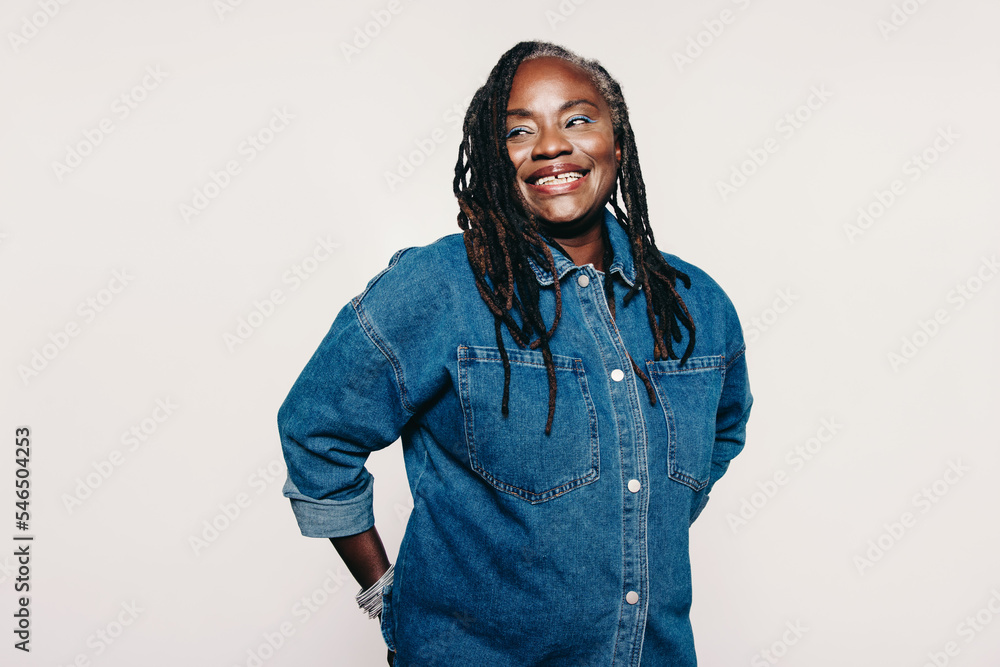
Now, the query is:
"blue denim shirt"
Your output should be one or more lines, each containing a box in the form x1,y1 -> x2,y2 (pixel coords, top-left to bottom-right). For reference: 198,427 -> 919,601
278,208 -> 752,666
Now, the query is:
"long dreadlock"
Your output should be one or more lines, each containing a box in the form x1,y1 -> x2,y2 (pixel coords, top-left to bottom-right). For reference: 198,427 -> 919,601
453,41 -> 696,435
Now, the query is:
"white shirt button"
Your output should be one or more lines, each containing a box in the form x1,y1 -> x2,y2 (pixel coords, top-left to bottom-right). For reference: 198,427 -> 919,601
577,274 -> 590,287
610,368 -> 625,382
628,479 -> 641,493
626,591 -> 639,605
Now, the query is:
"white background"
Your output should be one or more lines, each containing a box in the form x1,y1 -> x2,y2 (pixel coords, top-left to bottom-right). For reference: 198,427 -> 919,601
2,0 -> 999,665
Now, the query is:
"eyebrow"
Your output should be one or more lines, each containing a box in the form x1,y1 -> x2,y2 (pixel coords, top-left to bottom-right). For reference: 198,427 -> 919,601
506,98 -> 600,118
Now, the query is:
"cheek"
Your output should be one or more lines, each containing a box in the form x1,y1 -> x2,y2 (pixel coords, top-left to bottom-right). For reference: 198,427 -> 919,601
590,141 -> 617,177
583,136 -> 615,164
506,144 -> 528,168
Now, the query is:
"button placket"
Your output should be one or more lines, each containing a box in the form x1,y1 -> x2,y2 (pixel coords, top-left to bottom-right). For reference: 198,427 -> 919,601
575,259 -> 650,661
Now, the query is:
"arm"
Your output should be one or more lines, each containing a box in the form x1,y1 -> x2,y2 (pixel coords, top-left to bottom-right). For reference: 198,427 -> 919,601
279,247 -> 446,664
691,344 -> 752,523
278,294 -> 414,538
330,525 -> 391,590
332,526 -> 397,666
279,304 -> 404,663
279,259 -> 426,666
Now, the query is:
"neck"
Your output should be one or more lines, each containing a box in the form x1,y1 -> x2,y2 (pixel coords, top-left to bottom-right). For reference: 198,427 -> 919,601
539,217 -> 607,272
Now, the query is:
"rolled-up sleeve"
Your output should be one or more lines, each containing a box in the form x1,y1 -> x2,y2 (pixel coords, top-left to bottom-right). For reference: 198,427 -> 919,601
278,296 -> 412,538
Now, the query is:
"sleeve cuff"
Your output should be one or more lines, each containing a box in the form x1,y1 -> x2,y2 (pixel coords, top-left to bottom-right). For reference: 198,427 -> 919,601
282,474 -> 376,538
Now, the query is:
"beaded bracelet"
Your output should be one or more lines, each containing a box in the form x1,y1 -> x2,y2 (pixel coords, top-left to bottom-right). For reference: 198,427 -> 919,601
355,564 -> 394,619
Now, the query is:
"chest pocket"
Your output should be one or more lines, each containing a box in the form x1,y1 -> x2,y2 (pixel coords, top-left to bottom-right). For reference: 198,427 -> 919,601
458,345 -> 599,504
647,355 -> 725,491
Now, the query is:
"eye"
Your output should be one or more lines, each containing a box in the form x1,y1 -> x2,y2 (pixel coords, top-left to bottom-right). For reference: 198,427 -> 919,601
567,115 -> 596,127
505,126 -> 530,140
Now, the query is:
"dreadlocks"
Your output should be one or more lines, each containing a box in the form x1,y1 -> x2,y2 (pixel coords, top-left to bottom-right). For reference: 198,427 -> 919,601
453,41 -> 696,435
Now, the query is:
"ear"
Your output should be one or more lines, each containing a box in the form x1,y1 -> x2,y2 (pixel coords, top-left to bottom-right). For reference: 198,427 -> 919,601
614,135 -> 621,166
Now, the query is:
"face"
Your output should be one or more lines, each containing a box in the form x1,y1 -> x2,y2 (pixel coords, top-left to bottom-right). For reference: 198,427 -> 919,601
505,57 -> 621,237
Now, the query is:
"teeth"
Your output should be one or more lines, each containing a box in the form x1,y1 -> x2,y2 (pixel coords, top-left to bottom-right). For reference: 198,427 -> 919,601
535,171 -> 583,186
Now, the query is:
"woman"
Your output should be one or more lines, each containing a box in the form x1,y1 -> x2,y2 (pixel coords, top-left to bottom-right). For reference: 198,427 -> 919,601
278,41 -> 752,666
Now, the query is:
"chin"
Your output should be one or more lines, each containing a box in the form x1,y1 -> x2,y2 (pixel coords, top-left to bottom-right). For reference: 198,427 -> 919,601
528,203 -> 590,224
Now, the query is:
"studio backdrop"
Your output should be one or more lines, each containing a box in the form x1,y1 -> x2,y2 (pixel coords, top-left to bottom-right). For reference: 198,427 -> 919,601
2,0 -> 998,665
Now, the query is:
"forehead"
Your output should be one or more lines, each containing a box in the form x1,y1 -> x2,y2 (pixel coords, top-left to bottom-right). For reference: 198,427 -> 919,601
507,56 -> 606,109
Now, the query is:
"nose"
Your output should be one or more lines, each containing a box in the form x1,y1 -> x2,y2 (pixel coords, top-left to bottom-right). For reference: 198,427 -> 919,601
531,123 -> 572,160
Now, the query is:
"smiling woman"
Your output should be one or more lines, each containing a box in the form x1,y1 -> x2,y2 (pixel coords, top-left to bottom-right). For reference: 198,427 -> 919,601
278,41 -> 753,666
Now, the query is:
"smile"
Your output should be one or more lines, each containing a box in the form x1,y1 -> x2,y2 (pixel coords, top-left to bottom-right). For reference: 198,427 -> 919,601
534,171 -> 585,186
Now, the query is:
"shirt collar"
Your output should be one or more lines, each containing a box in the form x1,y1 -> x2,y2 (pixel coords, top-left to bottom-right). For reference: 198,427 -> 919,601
527,208 -> 637,288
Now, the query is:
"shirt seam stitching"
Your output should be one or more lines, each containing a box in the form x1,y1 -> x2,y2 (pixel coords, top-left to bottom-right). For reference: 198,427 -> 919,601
351,299 -> 415,416
724,342 -> 747,371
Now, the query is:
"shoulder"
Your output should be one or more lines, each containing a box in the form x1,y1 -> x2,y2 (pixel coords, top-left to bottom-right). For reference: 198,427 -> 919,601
353,233 -> 471,307
659,251 -> 732,304
658,250 -> 745,359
